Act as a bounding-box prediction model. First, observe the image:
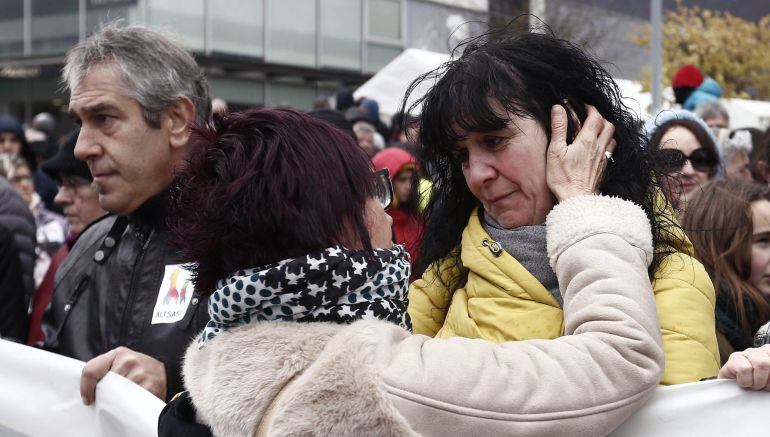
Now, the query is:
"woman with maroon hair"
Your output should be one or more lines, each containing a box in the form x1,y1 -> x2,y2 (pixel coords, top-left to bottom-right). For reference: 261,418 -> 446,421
167,108 -> 410,330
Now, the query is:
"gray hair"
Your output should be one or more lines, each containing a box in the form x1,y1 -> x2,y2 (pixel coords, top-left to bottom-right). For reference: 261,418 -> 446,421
695,101 -> 729,124
62,22 -> 211,128
353,121 -> 376,136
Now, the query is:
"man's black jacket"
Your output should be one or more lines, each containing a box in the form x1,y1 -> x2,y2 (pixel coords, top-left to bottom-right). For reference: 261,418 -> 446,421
42,193 -> 208,399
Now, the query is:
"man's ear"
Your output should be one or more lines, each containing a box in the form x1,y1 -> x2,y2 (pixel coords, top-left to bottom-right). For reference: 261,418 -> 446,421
165,96 -> 196,150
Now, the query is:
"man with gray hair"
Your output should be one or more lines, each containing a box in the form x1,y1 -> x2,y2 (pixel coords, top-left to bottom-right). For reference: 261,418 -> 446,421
695,101 -> 730,132
41,23 -> 211,404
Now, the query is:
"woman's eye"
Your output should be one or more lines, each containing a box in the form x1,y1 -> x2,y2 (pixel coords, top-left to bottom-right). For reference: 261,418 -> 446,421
483,136 -> 504,149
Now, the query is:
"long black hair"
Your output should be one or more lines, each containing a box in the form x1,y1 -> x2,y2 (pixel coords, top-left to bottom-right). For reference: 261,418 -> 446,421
404,25 -> 676,286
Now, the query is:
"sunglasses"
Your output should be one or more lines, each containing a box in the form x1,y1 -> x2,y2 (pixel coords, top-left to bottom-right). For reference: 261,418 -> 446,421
373,168 -> 394,210
655,148 -> 717,174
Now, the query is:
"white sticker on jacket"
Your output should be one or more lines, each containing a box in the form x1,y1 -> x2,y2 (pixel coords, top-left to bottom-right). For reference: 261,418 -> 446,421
151,265 -> 195,324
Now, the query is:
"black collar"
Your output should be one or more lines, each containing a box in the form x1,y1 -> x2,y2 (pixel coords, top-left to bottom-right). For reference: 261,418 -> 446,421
127,189 -> 169,241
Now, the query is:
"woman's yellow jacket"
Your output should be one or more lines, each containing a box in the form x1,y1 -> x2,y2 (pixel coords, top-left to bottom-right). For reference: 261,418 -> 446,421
408,210 -> 720,385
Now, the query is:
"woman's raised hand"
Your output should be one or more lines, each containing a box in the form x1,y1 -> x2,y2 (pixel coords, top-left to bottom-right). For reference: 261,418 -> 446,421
546,104 -> 616,202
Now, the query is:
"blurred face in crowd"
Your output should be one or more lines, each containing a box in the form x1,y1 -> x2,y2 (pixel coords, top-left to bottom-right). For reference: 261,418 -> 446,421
10,163 -> 34,205
750,199 -> 770,296
69,64 -> 192,216
0,131 -> 21,156
704,114 -> 728,131
659,126 -> 714,209
457,106 -> 553,228
725,150 -> 753,183
54,173 -> 107,235
393,169 -> 415,205
357,130 -> 376,158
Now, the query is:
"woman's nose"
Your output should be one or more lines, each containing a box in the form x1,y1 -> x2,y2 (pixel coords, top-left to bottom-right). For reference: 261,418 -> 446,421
465,151 -> 496,185
680,159 -> 697,176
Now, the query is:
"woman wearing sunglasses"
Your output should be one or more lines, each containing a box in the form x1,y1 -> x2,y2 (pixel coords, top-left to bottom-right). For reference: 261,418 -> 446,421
644,109 -> 723,212
158,106 -> 670,436
683,181 -> 770,364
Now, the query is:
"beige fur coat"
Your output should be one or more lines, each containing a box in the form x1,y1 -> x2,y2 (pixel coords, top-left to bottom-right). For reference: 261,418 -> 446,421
183,195 -> 664,437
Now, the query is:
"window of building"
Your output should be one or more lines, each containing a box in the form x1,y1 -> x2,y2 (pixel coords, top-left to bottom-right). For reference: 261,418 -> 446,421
31,0 -> 79,55
365,42 -> 401,73
266,0 -> 316,67
266,81 -> 317,110
146,0 -> 205,51
0,0 -> 24,57
319,0 -> 362,70
208,76 -> 264,107
365,0 -> 402,73
86,0 -> 140,35
367,0 -> 401,41
208,0 -> 263,58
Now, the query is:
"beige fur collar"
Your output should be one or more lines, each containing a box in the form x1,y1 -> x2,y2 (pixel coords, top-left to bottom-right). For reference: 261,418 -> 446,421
184,320 -> 418,437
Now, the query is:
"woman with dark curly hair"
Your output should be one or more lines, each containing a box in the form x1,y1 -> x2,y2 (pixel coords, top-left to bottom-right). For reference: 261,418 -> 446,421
406,29 -> 720,385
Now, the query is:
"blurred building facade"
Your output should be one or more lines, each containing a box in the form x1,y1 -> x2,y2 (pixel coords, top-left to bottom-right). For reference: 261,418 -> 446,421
0,0 -> 487,134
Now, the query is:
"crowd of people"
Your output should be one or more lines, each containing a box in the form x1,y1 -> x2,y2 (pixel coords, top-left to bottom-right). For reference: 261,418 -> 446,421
2,21 -> 770,436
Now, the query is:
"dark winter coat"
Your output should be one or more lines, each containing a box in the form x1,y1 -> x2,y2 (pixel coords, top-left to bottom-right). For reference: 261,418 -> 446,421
0,177 -> 35,306
0,223 -> 28,341
41,193 -> 209,399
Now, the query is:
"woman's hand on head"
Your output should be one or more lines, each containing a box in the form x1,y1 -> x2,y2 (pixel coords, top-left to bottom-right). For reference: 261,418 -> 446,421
546,104 -> 616,202
719,345 -> 770,391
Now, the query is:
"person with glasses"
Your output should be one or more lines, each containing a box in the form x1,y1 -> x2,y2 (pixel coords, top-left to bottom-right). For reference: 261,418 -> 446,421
165,108 -> 409,334
644,109 -> 723,212
26,129 -> 107,346
158,102 -> 670,437
405,29 -> 719,387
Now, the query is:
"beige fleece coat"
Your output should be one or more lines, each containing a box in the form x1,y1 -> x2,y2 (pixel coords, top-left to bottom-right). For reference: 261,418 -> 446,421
183,195 -> 664,437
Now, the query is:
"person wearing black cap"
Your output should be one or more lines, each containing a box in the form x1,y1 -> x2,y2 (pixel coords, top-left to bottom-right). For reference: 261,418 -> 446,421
41,129 -> 106,244
28,129 -> 106,346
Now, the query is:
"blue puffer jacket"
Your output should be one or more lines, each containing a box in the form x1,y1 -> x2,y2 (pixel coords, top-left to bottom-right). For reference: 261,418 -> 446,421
684,77 -> 722,111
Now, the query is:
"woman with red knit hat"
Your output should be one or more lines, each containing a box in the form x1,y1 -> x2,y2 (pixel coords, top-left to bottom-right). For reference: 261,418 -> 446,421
372,147 -> 425,268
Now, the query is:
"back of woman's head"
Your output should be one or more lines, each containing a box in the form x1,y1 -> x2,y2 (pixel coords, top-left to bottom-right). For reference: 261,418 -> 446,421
683,180 -> 770,335
168,108 -> 377,294
405,25 -> 665,279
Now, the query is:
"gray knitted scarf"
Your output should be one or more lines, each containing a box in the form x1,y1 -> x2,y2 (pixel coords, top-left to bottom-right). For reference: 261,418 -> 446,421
482,212 -> 562,306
